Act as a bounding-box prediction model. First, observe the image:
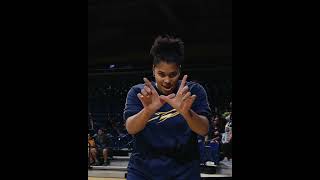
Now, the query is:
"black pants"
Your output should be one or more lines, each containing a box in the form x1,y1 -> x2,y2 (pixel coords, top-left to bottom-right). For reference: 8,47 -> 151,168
221,142 -> 232,159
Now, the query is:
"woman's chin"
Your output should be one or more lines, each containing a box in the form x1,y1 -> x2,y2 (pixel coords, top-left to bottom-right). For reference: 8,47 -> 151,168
162,90 -> 173,95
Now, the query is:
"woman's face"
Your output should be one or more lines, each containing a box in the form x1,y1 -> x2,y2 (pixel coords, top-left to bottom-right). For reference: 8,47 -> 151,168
153,61 -> 180,95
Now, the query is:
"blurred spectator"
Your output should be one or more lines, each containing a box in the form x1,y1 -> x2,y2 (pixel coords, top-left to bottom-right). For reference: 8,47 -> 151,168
221,126 -> 232,160
88,134 -> 99,165
88,112 -> 96,131
210,130 -> 221,144
95,128 -> 111,166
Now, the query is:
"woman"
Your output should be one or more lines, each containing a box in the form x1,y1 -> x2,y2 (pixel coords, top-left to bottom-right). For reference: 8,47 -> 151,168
123,35 -> 212,179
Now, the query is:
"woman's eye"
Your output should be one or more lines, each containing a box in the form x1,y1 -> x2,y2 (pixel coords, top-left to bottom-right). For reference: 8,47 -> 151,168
159,73 -> 165,77
169,73 -> 177,78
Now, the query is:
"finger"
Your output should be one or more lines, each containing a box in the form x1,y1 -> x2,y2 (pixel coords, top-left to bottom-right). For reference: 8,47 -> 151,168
143,77 -> 157,92
137,93 -> 144,101
182,92 -> 191,101
184,94 -> 196,102
184,94 -> 196,108
167,93 -> 175,99
141,89 -> 149,97
180,85 -> 189,96
144,86 -> 152,95
178,75 -> 188,91
159,95 -> 171,103
189,94 -> 197,104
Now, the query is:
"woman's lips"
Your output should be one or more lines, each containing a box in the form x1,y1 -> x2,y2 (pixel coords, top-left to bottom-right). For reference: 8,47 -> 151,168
162,85 -> 172,91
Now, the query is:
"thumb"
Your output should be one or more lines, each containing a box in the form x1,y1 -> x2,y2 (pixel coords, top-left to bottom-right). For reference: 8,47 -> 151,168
160,95 -> 171,103
189,94 -> 197,104
167,93 -> 175,99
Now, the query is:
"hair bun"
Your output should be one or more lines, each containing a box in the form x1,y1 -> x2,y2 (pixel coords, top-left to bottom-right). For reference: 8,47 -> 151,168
150,35 -> 184,58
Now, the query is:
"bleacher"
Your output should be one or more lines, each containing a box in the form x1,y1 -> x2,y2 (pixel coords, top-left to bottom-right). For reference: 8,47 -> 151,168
89,154 -> 232,178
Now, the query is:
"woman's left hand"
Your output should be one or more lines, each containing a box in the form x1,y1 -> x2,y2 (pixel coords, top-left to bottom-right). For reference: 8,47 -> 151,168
160,75 -> 196,116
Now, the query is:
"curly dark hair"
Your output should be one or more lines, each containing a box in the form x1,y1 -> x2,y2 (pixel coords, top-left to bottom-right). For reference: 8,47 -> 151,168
149,35 -> 184,66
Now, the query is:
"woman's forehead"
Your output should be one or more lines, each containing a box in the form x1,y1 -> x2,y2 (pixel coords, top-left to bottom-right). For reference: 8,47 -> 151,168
154,62 -> 179,71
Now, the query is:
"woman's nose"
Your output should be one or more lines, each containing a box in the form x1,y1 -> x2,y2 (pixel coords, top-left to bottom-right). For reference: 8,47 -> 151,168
164,77 -> 170,83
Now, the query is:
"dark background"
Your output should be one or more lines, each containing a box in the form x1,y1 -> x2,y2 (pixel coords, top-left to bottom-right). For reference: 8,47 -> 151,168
88,0 -> 232,119
88,0 -> 232,70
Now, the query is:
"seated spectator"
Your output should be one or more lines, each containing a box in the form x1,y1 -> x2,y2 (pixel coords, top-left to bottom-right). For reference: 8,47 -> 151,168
88,134 -> 99,165
221,126 -> 232,160
214,115 -> 226,133
201,131 -> 220,166
210,130 -> 221,144
95,128 -> 111,166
